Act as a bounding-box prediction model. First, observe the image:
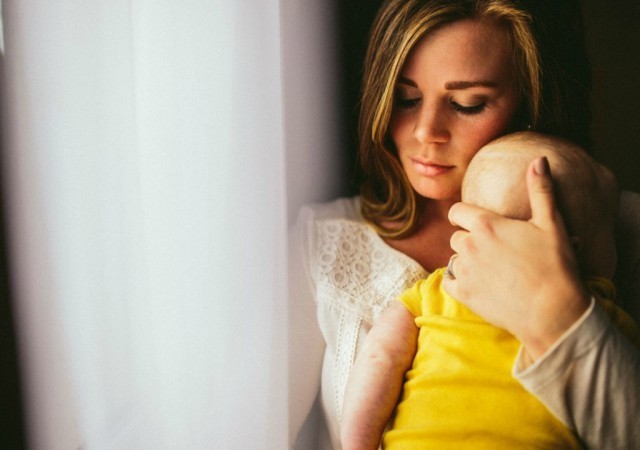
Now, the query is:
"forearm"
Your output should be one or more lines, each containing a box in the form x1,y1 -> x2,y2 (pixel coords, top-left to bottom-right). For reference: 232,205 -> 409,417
341,302 -> 418,450
515,276 -> 592,362
341,348 -> 411,449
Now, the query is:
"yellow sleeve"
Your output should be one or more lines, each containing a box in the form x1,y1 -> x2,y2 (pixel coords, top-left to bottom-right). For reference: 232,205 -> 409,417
398,279 -> 425,318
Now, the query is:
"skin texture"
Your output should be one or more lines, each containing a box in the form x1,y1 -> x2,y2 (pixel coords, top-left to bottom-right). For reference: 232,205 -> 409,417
444,158 -> 590,361
340,302 -> 417,450
383,19 -> 521,273
389,19 -> 520,204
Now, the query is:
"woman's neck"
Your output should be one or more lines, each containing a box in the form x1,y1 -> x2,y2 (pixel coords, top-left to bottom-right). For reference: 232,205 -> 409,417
382,197 -> 459,272
417,197 -> 458,224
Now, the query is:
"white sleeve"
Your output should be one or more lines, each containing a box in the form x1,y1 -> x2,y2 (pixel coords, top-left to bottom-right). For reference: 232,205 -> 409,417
514,299 -> 640,449
289,207 -> 326,448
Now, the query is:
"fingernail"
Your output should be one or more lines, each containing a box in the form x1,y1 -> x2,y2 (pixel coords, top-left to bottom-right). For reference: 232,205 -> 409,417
534,157 -> 549,175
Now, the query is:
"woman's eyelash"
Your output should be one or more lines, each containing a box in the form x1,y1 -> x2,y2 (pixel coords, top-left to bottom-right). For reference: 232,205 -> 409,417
450,100 -> 486,115
394,96 -> 487,114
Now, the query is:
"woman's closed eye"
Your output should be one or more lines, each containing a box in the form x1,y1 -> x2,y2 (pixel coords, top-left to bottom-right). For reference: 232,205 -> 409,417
449,98 -> 486,115
395,96 -> 421,109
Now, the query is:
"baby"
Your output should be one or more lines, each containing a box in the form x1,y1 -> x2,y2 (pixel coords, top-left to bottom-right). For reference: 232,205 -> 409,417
341,132 -> 639,449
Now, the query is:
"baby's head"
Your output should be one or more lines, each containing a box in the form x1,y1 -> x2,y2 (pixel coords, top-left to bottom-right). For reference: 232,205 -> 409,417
462,132 -> 619,278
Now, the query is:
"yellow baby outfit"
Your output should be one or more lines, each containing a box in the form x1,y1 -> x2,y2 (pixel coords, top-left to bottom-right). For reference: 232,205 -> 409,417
383,267 -> 595,449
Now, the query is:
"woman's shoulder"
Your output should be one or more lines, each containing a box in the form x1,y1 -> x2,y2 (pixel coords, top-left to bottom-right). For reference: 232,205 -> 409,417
293,196 -> 426,325
297,196 -> 372,255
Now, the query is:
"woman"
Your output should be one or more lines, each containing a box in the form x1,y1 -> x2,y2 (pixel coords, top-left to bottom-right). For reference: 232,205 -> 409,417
289,0 -> 640,448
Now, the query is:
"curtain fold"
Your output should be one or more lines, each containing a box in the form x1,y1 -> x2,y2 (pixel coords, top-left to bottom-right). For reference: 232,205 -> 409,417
1,1 -> 341,448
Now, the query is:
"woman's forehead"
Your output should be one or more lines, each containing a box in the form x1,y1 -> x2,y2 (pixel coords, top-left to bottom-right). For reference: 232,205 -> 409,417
400,19 -> 514,84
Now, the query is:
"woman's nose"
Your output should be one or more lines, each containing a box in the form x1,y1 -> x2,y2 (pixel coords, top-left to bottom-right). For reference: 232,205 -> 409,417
414,104 -> 450,144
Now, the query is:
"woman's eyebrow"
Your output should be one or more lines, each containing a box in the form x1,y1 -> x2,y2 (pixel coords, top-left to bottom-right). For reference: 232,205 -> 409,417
445,80 -> 498,89
397,76 -> 418,87
397,78 -> 499,89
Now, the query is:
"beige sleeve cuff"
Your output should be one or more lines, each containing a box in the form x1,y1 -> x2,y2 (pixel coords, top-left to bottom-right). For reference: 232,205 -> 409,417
514,297 -> 598,375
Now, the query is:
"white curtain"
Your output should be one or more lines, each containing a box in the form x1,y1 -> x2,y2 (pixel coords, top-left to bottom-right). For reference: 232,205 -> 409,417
1,1 -> 342,449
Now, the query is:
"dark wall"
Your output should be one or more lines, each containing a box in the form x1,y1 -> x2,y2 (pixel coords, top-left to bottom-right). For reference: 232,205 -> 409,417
0,195 -> 26,450
336,1 -> 383,195
583,1 -> 640,192
337,0 -> 640,193
0,55 -> 27,449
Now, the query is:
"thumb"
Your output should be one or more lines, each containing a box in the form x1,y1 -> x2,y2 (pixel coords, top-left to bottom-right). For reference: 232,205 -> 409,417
527,156 -> 560,229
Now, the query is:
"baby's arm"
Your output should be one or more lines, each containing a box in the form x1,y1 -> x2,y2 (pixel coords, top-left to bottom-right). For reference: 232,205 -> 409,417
340,301 -> 418,450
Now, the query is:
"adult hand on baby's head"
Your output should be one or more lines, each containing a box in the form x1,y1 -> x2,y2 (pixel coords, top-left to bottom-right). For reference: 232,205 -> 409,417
442,157 -> 591,361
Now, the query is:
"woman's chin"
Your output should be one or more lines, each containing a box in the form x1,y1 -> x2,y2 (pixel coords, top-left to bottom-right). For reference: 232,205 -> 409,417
414,189 -> 461,204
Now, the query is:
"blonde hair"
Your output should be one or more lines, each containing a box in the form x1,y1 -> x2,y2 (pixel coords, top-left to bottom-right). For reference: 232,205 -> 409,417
358,0 -> 587,238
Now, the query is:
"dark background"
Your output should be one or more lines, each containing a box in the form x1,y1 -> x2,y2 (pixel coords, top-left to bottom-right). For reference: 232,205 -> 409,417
582,1 -> 640,193
1,2 -> 639,448
0,52 -> 27,449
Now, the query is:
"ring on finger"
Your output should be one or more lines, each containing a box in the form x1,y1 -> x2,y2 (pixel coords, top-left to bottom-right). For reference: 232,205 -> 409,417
445,254 -> 458,280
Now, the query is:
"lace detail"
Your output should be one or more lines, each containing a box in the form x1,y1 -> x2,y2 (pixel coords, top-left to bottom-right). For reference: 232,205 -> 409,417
333,313 -> 362,423
313,220 -> 425,323
310,218 -> 426,428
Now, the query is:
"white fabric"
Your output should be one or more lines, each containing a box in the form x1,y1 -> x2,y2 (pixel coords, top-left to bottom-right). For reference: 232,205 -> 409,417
1,1 -> 342,449
291,194 -> 640,449
290,197 -> 426,449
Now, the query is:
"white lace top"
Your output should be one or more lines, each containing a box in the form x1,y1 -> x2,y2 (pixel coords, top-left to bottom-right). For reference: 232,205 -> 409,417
289,196 -> 640,450
303,197 -> 425,448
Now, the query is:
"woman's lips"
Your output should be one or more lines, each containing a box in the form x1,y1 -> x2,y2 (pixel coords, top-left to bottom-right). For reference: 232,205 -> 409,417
411,159 -> 454,176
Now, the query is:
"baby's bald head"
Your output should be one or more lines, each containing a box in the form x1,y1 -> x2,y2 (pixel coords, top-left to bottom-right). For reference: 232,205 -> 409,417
462,132 -> 618,277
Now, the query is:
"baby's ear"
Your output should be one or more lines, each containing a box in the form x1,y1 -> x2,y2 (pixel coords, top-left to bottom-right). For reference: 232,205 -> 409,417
570,236 -> 583,253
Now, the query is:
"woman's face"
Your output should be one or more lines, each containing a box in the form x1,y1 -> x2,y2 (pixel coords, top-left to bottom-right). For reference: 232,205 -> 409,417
390,19 -> 521,202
